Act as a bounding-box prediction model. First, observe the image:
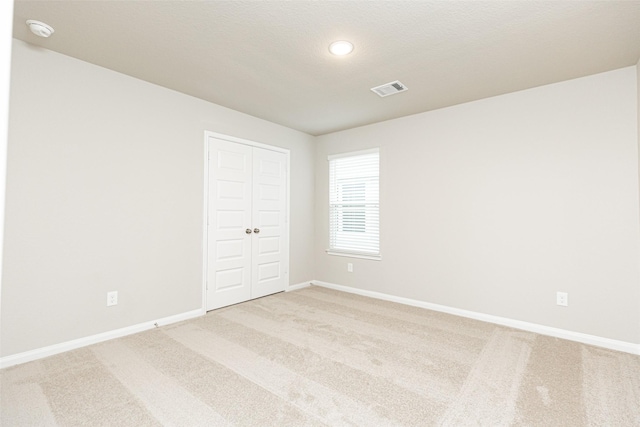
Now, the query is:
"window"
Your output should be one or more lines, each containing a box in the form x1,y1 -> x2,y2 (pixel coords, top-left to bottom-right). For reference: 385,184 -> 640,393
328,148 -> 380,259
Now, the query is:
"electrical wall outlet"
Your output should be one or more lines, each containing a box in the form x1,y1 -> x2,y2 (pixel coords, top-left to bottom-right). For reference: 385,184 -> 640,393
556,291 -> 568,307
347,263 -> 353,273
107,291 -> 118,306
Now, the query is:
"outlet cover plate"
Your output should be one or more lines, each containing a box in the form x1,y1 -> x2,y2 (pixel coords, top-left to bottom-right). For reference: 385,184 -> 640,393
556,291 -> 568,307
107,291 -> 118,306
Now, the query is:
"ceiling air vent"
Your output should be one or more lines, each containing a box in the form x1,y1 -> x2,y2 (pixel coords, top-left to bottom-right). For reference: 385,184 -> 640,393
370,80 -> 408,97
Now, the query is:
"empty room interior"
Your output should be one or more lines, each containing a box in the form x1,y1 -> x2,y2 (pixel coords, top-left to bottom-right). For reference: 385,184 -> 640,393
1,1 -> 640,426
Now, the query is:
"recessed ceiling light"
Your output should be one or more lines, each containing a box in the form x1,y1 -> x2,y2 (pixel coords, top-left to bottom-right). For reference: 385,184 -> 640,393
26,20 -> 55,38
329,40 -> 354,56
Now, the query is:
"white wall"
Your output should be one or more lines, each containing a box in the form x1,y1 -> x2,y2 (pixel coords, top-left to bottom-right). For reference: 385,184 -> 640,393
0,2 -> 13,332
315,67 -> 640,344
1,39 -> 315,358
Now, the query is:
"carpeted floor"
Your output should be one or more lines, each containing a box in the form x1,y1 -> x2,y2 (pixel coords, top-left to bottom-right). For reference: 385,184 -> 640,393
2,285 -> 639,426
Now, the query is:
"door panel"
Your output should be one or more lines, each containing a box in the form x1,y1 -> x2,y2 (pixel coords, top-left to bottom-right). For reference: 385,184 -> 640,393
251,147 -> 287,299
207,139 -> 252,310
258,236 -> 280,255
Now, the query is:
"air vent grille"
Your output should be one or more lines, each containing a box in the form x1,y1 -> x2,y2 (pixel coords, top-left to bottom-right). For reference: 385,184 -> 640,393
371,80 -> 408,97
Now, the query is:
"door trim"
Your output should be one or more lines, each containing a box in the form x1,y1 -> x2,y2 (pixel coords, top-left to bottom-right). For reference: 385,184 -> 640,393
202,131 -> 290,312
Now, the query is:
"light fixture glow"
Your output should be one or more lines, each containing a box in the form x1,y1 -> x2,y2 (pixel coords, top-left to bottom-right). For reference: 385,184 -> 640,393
26,20 -> 54,38
329,40 -> 353,56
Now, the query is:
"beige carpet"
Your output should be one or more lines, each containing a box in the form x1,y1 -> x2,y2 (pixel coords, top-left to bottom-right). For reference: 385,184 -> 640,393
2,286 -> 639,426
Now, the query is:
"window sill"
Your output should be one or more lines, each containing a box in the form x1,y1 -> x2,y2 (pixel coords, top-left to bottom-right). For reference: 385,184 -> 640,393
326,250 -> 382,261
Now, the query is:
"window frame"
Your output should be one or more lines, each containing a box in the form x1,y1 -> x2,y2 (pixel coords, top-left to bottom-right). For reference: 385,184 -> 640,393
326,148 -> 381,261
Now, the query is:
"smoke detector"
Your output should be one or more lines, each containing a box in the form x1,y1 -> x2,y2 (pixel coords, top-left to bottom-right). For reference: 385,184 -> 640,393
371,80 -> 408,97
26,20 -> 55,38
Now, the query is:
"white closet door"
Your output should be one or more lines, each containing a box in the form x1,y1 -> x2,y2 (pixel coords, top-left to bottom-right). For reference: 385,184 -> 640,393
251,147 -> 287,299
206,137 -> 288,311
207,139 -> 252,310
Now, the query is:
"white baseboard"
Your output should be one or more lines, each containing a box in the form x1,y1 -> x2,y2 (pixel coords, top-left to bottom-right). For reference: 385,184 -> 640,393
312,280 -> 640,356
0,308 -> 205,369
287,281 -> 312,292
4,281 -> 637,368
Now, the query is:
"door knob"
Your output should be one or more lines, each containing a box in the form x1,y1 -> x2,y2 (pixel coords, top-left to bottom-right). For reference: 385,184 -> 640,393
253,228 -> 260,234
245,228 -> 252,234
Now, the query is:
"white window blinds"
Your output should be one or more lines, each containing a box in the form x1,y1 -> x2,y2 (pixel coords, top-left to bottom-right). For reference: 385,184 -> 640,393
328,149 -> 380,258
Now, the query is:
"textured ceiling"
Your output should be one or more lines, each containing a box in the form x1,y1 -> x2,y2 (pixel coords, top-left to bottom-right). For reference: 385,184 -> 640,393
12,1 -> 640,136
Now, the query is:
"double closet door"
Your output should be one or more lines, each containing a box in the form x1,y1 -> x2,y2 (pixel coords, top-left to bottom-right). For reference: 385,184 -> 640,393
206,136 -> 288,311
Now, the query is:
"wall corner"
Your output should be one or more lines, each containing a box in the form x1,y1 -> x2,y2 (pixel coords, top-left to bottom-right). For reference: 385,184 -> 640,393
636,58 -> 640,345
